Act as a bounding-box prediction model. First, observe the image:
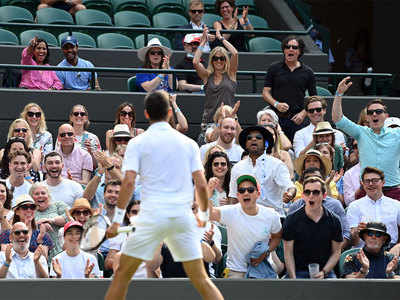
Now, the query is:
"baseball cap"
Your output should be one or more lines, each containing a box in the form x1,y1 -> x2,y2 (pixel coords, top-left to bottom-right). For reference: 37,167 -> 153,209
63,220 -> 83,236
61,36 -> 78,48
384,117 -> 400,128
183,33 -> 201,45
237,174 -> 258,187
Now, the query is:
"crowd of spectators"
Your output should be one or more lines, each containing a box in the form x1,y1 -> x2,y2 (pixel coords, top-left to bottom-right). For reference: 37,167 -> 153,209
0,0 -> 399,283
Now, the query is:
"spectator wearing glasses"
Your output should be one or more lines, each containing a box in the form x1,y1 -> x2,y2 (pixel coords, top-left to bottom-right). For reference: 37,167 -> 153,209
105,103 -> 144,151
0,180 -> 13,233
20,103 -> 53,156
333,77 -> 400,200
108,125 -> 132,157
56,124 -> 93,185
56,36 -> 100,90
263,36 -> 316,142
0,222 -> 48,278
346,167 -> 400,249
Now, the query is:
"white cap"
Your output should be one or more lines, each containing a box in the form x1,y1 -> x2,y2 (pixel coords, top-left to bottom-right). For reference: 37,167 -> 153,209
183,33 -> 201,44
384,117 -> 400,128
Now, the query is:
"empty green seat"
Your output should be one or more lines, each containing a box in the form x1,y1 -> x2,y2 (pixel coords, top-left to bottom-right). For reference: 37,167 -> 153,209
242,14 -> 269,30
148,0 -> 186,16
20,29 -> 58,47
5,0 -> 37,14
316,86 -> 333,96
111,0 -> 149,15
0,5 -> 34,23
127,76 -> 137,92
248,37 -> 282,53
59,32 -> 97,48
0,28 -> 19,45
202,13 -> 219,27
135,34 -> 171,49
36,7 -> 74,25
152,12 -> 188,29
114,11 -> 151,27
235,0 -> 256,14
97,33 -> 134,49
75,9 -> 112,26
82,0 -> 113,16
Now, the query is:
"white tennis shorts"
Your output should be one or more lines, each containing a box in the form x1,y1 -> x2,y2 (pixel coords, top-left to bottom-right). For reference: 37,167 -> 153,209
122,211 -> 202,262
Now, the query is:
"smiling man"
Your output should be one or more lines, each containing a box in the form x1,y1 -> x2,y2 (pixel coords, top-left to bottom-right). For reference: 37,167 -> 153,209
6,151 -> 32,207
56,35 -> 100,90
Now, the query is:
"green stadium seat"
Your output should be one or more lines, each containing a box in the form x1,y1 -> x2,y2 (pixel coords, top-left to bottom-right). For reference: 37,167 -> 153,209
0,5 -> 34,23
248,37 -> 282,53
58,32 -> 97,48
97,33 -> 134,49
82,0 -> 113,16
235,0 -> 256,14
240,14 -> 269,30
36,7 -> 74,25
0,28 -> 19,45
148,0 -> 186,16
316,86 -> 333,96
135,34 -> 171,49
20,29 -> 58,47
4,0 -> 38,15
202,13 -> 219,27
114,11 -> 151,27
339,248 -> 360,277
152,12 -> 188,29
202,0 -> 217,13
111,0 -> 149,15
75,9 -> 113,26
127,76 -> 137,92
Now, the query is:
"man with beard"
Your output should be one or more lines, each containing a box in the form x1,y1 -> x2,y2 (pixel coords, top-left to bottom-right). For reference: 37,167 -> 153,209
228,126 -> 295,216
200,117 -> 243,164
6,151 -> 32,207
0,222 -> 48,278
56,36 -> 100,90
283,177 -> 343,279
43,152 -> 83,208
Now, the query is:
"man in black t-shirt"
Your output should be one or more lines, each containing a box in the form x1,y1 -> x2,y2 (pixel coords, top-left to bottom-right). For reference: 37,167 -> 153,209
283,176 -> 343,279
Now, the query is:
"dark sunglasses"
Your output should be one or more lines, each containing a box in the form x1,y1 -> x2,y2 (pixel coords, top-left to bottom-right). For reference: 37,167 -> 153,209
59,132 -> 74,138
212,56 -> 226,62
190,9 -> 204,14
213,162 -> 227,167
303,189 -> 322,196
14,128 -> 28,133
238,187 -> 256,194
352,144 -> 358,149
120,111 -> 134,117
366,231 -> 384,238
246,134 -> 263,141
366,109 -> 385,115
27,111 -> 41,118
72,210 -> 91,216
20,204 -> 36,211
130,209 -> 139,215
284,44 -> 299,50
363,178 -> 381,185
13,229 -> 29,236
73,112 -> 86,117
114,137 -> 131,143
149,50 -> 163,56
307,107 -> 323,114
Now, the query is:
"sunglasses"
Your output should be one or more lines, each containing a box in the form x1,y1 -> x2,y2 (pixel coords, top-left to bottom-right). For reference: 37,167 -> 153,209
212,56 -> 226,62
120,111 -> 134,117
72,210 -> 91,216
352,144 -> 358,149
190,9 -> 204,14
130,209 -> 139,215
366,231 -> 384,238
73,112 -> 86,117
114,137 -> 131,143
59,132 -> 74,138
13,229 -> 29,236
303,189 -> 322,196
20,204 -> 36,211
27,111 -> 41,118
363,178 -> 381,185
149,51 -> 163,56
14,128 -> 28,133
213,162 -> 227,167
284,45 -> 299,50
366,109 -> 385,115
238,187 -> 256,194
307,107 -> 323,114
246,134 -> 263,141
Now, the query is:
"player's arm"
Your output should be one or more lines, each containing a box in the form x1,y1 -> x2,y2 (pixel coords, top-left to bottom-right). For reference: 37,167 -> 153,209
192,170 -> 209,225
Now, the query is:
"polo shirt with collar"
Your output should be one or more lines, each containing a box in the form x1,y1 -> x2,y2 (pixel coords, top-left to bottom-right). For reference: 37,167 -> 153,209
346,194 -> 400,244
0,249 -> 48,278
336,116 -> 400,186
343,162 -> 361,206
57,143 -> 93,182
228,153 -> 294,217
56,57 -> 97,90
200,140 -> 244,165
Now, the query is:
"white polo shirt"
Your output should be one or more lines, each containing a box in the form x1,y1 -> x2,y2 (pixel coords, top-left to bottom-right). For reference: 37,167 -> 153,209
200,141 -> 244,164
229,153 -> 294,217
122,122 -> 203,217
0,250 -> 48,278
347,195 -> 400,244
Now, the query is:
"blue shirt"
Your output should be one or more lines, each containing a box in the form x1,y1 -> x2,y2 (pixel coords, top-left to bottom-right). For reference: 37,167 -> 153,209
136,72 -> 173,92
336,116 -> 400,186
56,57 -> 97,90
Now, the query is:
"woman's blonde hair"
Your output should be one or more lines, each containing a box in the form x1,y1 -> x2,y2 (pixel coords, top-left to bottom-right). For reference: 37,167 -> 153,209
203,144 -> 226,165
7,119 -> 33,148
213,105 -> 233,123
207,47 -> 233,80
20,103 -> 47,133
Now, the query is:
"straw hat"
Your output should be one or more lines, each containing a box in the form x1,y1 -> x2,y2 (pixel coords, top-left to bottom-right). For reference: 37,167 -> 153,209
137,38 -> 172,62
12,194 -> 35,210
112,124 -> 131,138
313,121 -> 335,136
69,198 -> 93,216
294,149 -> 332,177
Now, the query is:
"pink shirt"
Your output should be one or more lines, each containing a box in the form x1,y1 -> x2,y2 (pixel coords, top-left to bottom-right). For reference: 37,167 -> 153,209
57,144 -> 93,181
19,47 -> 63,90
343,163 -> 361,206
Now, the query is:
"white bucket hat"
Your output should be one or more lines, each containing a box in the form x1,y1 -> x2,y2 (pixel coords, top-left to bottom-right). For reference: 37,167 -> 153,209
137,38 -> 172,62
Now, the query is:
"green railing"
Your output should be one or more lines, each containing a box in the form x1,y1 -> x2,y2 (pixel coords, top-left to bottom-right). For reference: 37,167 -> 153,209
0,64 -> 392,94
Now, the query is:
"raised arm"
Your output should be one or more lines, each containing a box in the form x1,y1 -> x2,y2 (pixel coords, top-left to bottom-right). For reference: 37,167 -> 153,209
332,77 -> 352,123
170,94 -> 188,133
215,29 -> 238,80
193,27 -> 210,82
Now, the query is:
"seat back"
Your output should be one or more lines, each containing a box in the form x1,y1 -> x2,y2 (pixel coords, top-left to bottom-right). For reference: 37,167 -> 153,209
248,37 -> 282,53
111,0 -> 149,15
114,11 -> 151,27
127,76 -> 137,92
20,29 -> 58,47
36,7 -> 74,25
0,28 -> 19,45
339,248 -> 361,276
75,9 -> 113,26
97,33 -> 134,49
135,34 -> 172,49
0,5 -> 34,23
58,32 -> 97,48
202,13 -> 219,28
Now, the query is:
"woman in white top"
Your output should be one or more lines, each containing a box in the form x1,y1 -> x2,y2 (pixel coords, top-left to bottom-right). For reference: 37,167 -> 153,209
0,180 -> 13,233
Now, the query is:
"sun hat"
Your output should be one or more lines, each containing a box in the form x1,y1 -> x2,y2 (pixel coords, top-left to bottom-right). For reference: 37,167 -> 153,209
313,121 -> 335,136
238,125 -> 274,153
12,194 -> 35,210
112,124 -> 131,138
359,222 -> 391,247
137,38 -> 172,62
294,149 -> 332,177
69,198 -> 93,216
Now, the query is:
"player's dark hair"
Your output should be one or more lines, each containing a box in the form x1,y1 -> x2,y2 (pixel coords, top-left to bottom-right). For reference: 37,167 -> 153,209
144,91 -> 170,121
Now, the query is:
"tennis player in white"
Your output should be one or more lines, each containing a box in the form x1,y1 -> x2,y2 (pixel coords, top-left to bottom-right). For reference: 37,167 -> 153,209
105,91 -> 224,300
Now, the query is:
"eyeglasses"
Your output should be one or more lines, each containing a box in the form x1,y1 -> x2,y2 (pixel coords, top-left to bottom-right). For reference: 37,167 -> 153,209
20,204 -> 36,211
14,128 -> 27,133
246,134 -> 263,141
149,51 -> 163,56
72,210 -> 91,216
352,144 -> 358,149
59,132 -> 74,138
363,178 -> 381,185
366,109 -> 385,115
212,56 -> 226,62
303,189 -> 322,196
213,162 -> 227,167
130,209 -> 138,215
284,44 -> 299,50
120,111 -> 134,117
73,112 -> 86,117
238,187 -> 256,194
190,9 -> 204,14
366,231 -> 384,238
27,111 -> 41,118
13,229 -> 29,236
114,137 -> 131,143
307,107 -> 323,114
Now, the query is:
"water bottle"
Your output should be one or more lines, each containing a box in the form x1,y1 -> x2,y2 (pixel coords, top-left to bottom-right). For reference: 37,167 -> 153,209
364,67 -> 373,87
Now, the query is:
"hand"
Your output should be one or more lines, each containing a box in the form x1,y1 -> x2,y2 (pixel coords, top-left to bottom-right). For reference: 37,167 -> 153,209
250,251 -> 268,267
5,243 -> 12,264
52,258 -> 62,277
0,200 -> 4,218
276,102 -> 289,113
106,222 -> 119,239
66,169 -> 73,180
333,168 -> 344,183
84,139 -> 93,154
313,271 -> 325,279
241,6 -> 249,21
208,177 -> 220,191
34,244 -> 46,263
357,249 -> 370,270
203,223 -> 215,244
216,28 -> 222,40
229,101 -> 240,118
169,93 -> 177,105
233,7 -> 238,21
29,36 -> 38,48
386,256 -> 398,274
219,197 -> 229,206
39,222 -> 53,233
325,170 -> 335,185
195,215 -> 207,228
200,26 -> 209,45
357,222 -> 367,233
161,55 -> 170,69
337,76 -> 352,95
282,191 -> 295,203
291,111 -> 306,125
94,151 -> 112,170
84,258 -> 95,278
65,208 -> 74,222
93,203 -> 103,216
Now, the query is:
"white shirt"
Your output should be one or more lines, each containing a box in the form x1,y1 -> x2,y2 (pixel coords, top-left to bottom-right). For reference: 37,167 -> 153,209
343,163 -> 361,206
6,178 -> 32,207
44,179 -> 84,208
190,22 -> 211,52
200,141 -> 244,164
0,249 -> 48,279
122,122 -> 203,217
347,195 -> 400,244
229,154 -> 294,217
219,204 -> 281,272
50,250 -> 100,278
293,123 -> 346,158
